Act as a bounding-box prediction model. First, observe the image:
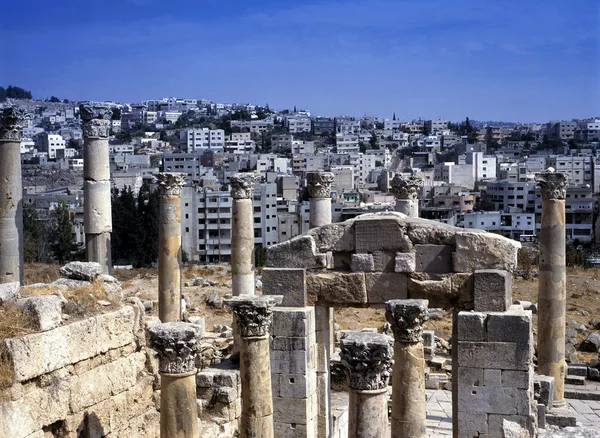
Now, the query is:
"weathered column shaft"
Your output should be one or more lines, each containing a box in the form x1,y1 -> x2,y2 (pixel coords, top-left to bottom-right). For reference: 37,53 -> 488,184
306,171 -> 335,438
386,299 -> 428,438
224,295 -> 283,438
149,322 -> 202,438
537,170 -> 568,408
81,104 -> 112,274
391,174 -> 423,218
0,108 -> 29,284
157,173 -> 186,323
230,173 -> 256,296
341,332 -> 393,438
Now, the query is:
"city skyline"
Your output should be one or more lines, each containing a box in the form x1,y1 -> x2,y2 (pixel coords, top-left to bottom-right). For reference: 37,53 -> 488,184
1,0 -> 598,122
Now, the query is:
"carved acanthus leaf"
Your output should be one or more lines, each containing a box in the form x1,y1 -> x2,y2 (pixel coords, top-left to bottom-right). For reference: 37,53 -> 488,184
0,107 -> 32,140
340,332 -> 393,391
155,172 -> 186,197
80,103 -> 112,138
536,169 -> 568,200
390,174 -> 423,200
306,172 -> 335,198
223,295 -> 283,338
385,299 -> 429,343
149,322 -> 202,374
230,173 -> 256,199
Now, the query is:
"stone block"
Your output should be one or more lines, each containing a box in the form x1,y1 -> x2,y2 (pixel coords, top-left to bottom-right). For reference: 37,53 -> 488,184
273,373 -> 317,399
271,350 -> 311,374
533,375 -> 554,409
59,261 -> 102,281
537,403 -> 546,429
271,308 -> 312,337
372,251 -> 396,272
271,336 -> 309,351
95,306 -> 136,354
405,216 -> 459,245
262,268 -> 307,307
473,269 -> 512,312
422,330 -> 435,349
454,231 -> 521,272
395,252 -> 416,273
451,273 -> 474,307
364,272 -> 408,306
502,370 -> 530,389
308,221 -> 354,252
306,272 -> 366,306
457,341 -> 530,371
414,244 -> 453,274
457,412 -> 488,434
486,309 -> 531,344
333,251 -> 352,270
274,421 -> 315,438
457,312 -> 487,341
354,216 -> 412,253
350,253 -> 374,272
273,394 -> 314,424
458,367 -> 483,387
0,281 -> 19,304
488,414 -> 534,437
457,386 -> 530,415
266,235 -> 320,269
16,295 -> 62,331
407,274 -> 453,309
484,369 -> 502,387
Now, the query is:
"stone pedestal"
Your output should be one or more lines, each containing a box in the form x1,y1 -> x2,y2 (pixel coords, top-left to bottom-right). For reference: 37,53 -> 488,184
149,322 -> 202,438
390,174 -> 423,218
230,173 -> 256,296
0,108 -> 30,284
386,299 -> 429,438
81,104 -> 113,274
224,295 -> 283,438
307,171 -> 334,438
341,332 -> 393,438
536,170 -> 568,408
156,173 -> 186,323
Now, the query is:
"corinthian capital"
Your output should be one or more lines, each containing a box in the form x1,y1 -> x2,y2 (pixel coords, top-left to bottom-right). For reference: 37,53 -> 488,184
340,332 -> 393,391
536,168 -> 568,200
385,299 -> 428,343
0,107 -> 31,141
155,172 -> 186,197
223,295 -> 283,338
230,173 -> 256,199
390,174 -> 423,200
79,103 -> 111,138
148,322 -> 202,374
306,172 -> 334,198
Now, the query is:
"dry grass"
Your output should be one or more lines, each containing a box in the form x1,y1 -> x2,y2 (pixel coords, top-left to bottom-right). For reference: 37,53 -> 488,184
0,304 -> 36,389
112,267 -> 156,283
23,263 -> 60,285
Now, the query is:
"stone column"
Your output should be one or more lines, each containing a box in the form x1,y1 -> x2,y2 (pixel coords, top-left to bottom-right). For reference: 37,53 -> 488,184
0,108 -> 30,284
156,172 -> 186,323
386,299 -> 429,438
224,295 -> 283,438
149,322 -> 202,438
307,171 -> 334,228
536,169 -> 568,408
230,173 -> 256,296
340,332 -> 393,438
390,174 -> 423,218
306,171 -> 334,438
81,104 -> 112,274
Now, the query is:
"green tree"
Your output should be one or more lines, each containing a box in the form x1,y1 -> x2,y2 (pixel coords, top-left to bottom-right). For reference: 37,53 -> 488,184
51,201 -> 75,263
6,85 -> 32,99
111,187 -> 140,264
23,204 -> 49,262
254,244 -> 267,267
369,131 -> 378,149
0,86 -> 6,102
111,107 -> 121,120
135,182 -> 160,267
49,96 -> 60,103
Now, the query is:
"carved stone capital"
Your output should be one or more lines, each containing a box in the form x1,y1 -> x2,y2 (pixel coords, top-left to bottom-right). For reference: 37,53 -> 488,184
385,299 -> 429,343
155,172 -> 186,198
230,173 -> 256,199
148,322 -> 202,374
390,174 -> 423,200
0,107 -> 31,141
80,103 -> 112,138
306,172 -> 335,198
536,169 -> 568,200
340,332 -> 393,391
223,295 -> 283,338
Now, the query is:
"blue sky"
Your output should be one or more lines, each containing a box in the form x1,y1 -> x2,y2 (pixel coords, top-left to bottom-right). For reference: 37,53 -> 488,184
0,0 -> 598,122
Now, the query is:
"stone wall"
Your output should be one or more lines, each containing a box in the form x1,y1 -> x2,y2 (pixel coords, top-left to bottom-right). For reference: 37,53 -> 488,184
0,305 -> 160,438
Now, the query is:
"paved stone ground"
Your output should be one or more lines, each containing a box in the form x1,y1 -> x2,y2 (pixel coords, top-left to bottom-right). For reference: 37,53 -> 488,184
426,389 -> 453,437
567,399 -> 600,429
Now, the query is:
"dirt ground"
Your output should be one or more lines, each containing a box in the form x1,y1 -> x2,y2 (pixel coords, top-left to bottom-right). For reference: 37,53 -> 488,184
22,263 -> 600,362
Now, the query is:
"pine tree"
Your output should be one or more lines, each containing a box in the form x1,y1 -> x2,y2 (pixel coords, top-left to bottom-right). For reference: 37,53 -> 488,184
51,200 -> 75,263
135,182 -> 159,267
23,204 -> 49,262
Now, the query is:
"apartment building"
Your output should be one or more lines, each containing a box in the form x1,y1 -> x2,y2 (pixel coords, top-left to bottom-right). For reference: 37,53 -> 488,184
179,128 -> 225,152
434,163 -> 475,189
230,119 -> 274,134
547,156 -> 592,186
313,118 -> 335,135
38,134 -> 66,159
336,134 -> 360,154
484,181 -> 537,212
286,116 -> 311,133
383,119 -> 403,130
180,182 -> 278,262
465,152 -> 497,181
425,120 -> 448,133
336,117 -> 361,135
462,211 -> 535,240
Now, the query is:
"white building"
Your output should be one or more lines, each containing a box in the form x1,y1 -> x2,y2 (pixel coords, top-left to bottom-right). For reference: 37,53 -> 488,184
465,152 -> 497,182
39,134 -> 66,159
484,181 -> 537,212
383,119 -> 403,130
434,163 -> 475,189
462,211 -> 535,240
286,117 -> 311,133
336,134 -> 360,154
549,156 -> 593,187
180,128 -> 225,152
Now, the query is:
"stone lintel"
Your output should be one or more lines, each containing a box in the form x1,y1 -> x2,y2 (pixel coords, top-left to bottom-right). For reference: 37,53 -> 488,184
224,294 -> 283,338
385,299 -> 429,343
340,332 -> 393,391
148,322 -> 202,374
306,171 -> 334,198
230,172 -> 256,199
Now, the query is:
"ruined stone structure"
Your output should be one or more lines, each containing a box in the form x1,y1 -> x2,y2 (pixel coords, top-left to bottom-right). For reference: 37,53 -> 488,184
81,104 -> 113,274
0,107 -> 30,284
536,169 -> 568,408
263,211 -> 537,437
391,174 -> 423,218
149,322 -> 202,438
156,172 -> 186,322
224,295 -> 282,438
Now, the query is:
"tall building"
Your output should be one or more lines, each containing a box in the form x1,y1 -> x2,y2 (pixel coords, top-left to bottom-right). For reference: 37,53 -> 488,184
179,128 -> 225,152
